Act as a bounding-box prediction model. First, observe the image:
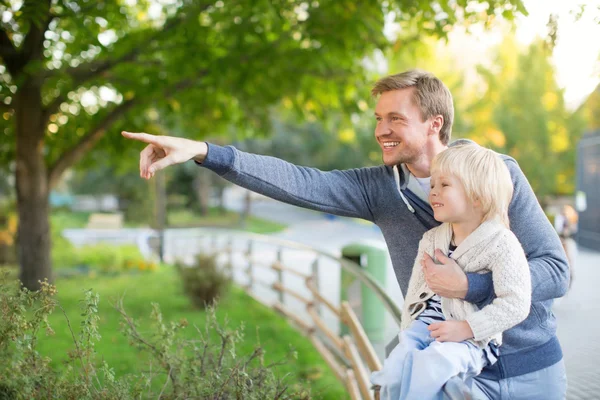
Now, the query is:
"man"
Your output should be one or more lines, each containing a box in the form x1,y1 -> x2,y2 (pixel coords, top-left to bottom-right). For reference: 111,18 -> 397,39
123,69 -> 568,399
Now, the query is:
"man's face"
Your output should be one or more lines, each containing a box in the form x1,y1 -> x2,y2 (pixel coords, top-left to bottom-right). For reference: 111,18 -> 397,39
374,88 -> 432,166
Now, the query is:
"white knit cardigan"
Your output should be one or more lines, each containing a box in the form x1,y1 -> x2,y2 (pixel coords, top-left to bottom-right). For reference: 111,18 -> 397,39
400,219 -> 531,348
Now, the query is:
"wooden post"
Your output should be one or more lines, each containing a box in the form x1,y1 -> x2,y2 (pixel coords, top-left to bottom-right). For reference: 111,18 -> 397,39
311,256 -> 320,316
246,240 -> 254,290
276,247 -> 284,304
341,301 -> 382,372
227,237 -> 233,277
342,335 -> 374,400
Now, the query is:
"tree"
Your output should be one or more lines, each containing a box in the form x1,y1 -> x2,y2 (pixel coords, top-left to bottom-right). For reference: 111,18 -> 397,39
0,0 -> 526,289
467,24 -> 586,201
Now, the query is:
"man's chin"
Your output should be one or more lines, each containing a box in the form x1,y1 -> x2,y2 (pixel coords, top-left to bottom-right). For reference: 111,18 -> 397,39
382,155 -> 403,167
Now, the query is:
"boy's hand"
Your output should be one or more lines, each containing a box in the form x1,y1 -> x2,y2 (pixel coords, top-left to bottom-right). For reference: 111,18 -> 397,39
428,320 -> 474,343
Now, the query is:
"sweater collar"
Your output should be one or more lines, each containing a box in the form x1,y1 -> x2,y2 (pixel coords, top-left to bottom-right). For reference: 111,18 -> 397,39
434,219 -> 505,261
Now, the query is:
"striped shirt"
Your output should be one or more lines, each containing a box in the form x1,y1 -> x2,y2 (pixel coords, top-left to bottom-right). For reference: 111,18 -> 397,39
416,244 -> 499,365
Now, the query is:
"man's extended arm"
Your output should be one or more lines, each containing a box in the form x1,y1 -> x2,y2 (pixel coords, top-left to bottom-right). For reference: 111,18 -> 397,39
122,131 -> 378,222
199,143 -> 378,220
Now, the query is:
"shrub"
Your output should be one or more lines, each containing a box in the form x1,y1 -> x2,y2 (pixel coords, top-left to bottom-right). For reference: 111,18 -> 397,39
175,254 -> 231,309
0,208 -> 17,265
55,243 -> 154,274
0,271 -> 311,399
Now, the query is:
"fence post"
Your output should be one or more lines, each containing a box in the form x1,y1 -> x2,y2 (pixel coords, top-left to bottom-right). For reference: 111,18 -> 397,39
311,256 -> 320,316
246,240 -> 254,291
276,247 -> 284,304
226,237 -> 233,277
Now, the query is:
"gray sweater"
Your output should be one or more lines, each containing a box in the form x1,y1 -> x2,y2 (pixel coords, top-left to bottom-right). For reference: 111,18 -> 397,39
198,142 -> 569,380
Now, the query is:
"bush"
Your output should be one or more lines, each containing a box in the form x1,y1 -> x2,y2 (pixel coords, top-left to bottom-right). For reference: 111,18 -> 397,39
175,254 -> 230,309
53,242 -> 156,274
0,205 -> 17,265
0,271 -> 311,399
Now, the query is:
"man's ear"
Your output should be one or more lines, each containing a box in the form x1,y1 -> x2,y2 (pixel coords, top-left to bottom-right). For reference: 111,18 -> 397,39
430,115 -> 444,136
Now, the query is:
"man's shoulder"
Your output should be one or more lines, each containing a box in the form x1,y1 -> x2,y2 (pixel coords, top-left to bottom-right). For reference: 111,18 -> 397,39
346,164 -> 395,183
449,138 -> 521,175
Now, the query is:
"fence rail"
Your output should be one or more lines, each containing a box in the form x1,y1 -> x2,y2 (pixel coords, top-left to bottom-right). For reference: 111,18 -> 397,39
169,228 -> 400,399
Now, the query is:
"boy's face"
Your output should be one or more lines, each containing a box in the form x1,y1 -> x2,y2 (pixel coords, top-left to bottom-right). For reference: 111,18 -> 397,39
429,171 -> 478,224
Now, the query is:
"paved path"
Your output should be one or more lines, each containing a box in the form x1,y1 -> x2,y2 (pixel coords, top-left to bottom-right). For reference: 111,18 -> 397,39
554,249 -> 600,400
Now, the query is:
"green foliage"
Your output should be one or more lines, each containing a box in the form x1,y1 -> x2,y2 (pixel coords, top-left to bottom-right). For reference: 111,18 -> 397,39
0,0 -> 528,171
0,270 -> 315,399
35,269 -> 346,397
0,202 -> 17,265
471,37 -> 587,199
175,254 -> 231,309
237,113 -> 382,170
167,207 -> 288,233
75,244 -> 150,274
54,243 -> 153,274
68,167 -> 155,226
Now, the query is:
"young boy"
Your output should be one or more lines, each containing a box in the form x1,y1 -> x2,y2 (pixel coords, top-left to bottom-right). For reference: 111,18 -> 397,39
370,144 -> 532,400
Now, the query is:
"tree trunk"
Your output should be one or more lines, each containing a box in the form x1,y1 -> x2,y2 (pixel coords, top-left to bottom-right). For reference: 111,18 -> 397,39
239,190 -> 252,228
15,80 -> 52,290
194,169 -> 210,216
154,171 -> 167,262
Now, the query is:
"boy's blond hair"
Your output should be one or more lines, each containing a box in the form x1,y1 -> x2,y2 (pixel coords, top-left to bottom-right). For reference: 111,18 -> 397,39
431,144 -> 513,227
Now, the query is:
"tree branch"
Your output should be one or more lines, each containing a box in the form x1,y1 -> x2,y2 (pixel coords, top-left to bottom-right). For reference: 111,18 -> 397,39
47,98 -> 137,189
47,71 -> 207,188
42,15 -> 186,121
0,101 -> 13,113
21,1 -> 53,68
0,26 -> 19,76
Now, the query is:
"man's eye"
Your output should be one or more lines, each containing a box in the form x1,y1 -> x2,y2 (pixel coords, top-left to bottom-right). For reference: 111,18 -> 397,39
391,116 -> 400,122
376,117 -> 382,122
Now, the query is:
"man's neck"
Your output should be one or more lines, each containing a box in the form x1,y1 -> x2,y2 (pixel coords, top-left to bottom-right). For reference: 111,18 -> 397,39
405,143 -> 448,178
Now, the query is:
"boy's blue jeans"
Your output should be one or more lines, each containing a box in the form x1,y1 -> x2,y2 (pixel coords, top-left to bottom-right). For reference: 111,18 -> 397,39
370,320 -> 487,400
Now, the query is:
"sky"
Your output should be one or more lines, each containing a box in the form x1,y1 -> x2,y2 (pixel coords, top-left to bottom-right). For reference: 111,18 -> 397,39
451,0 -> 600,109
514,0 -> 598,108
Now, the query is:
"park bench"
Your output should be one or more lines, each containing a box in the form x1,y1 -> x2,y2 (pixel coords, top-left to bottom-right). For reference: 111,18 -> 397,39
85,213 -> 124,229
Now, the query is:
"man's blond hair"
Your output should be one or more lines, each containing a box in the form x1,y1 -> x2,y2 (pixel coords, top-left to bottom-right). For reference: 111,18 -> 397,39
431,144 -> 513,228
371,69 -> 454,145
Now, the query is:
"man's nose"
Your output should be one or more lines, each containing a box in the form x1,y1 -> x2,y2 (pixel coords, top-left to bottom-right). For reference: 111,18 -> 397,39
375,121 -> 392,137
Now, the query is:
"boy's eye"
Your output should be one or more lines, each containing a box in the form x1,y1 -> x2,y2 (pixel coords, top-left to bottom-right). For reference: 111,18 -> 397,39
441,183 -> 449,187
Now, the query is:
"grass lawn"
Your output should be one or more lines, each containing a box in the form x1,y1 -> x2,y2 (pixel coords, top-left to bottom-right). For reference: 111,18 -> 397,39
36,267 -> 347,399
166,208 -> 287,234
51,208 -> 287,234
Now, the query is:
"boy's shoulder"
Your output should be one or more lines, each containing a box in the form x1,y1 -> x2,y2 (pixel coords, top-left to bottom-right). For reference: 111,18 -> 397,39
490,225 -> 526,256
422,222 -> 450,243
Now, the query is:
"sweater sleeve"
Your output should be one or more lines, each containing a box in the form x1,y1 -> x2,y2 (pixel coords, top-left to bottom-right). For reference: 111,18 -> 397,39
401,234 -> 431,330
464,158 -> 569,305
198,143 -> 377,221
465,233 -> 532,341
504,158 -> 569,301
